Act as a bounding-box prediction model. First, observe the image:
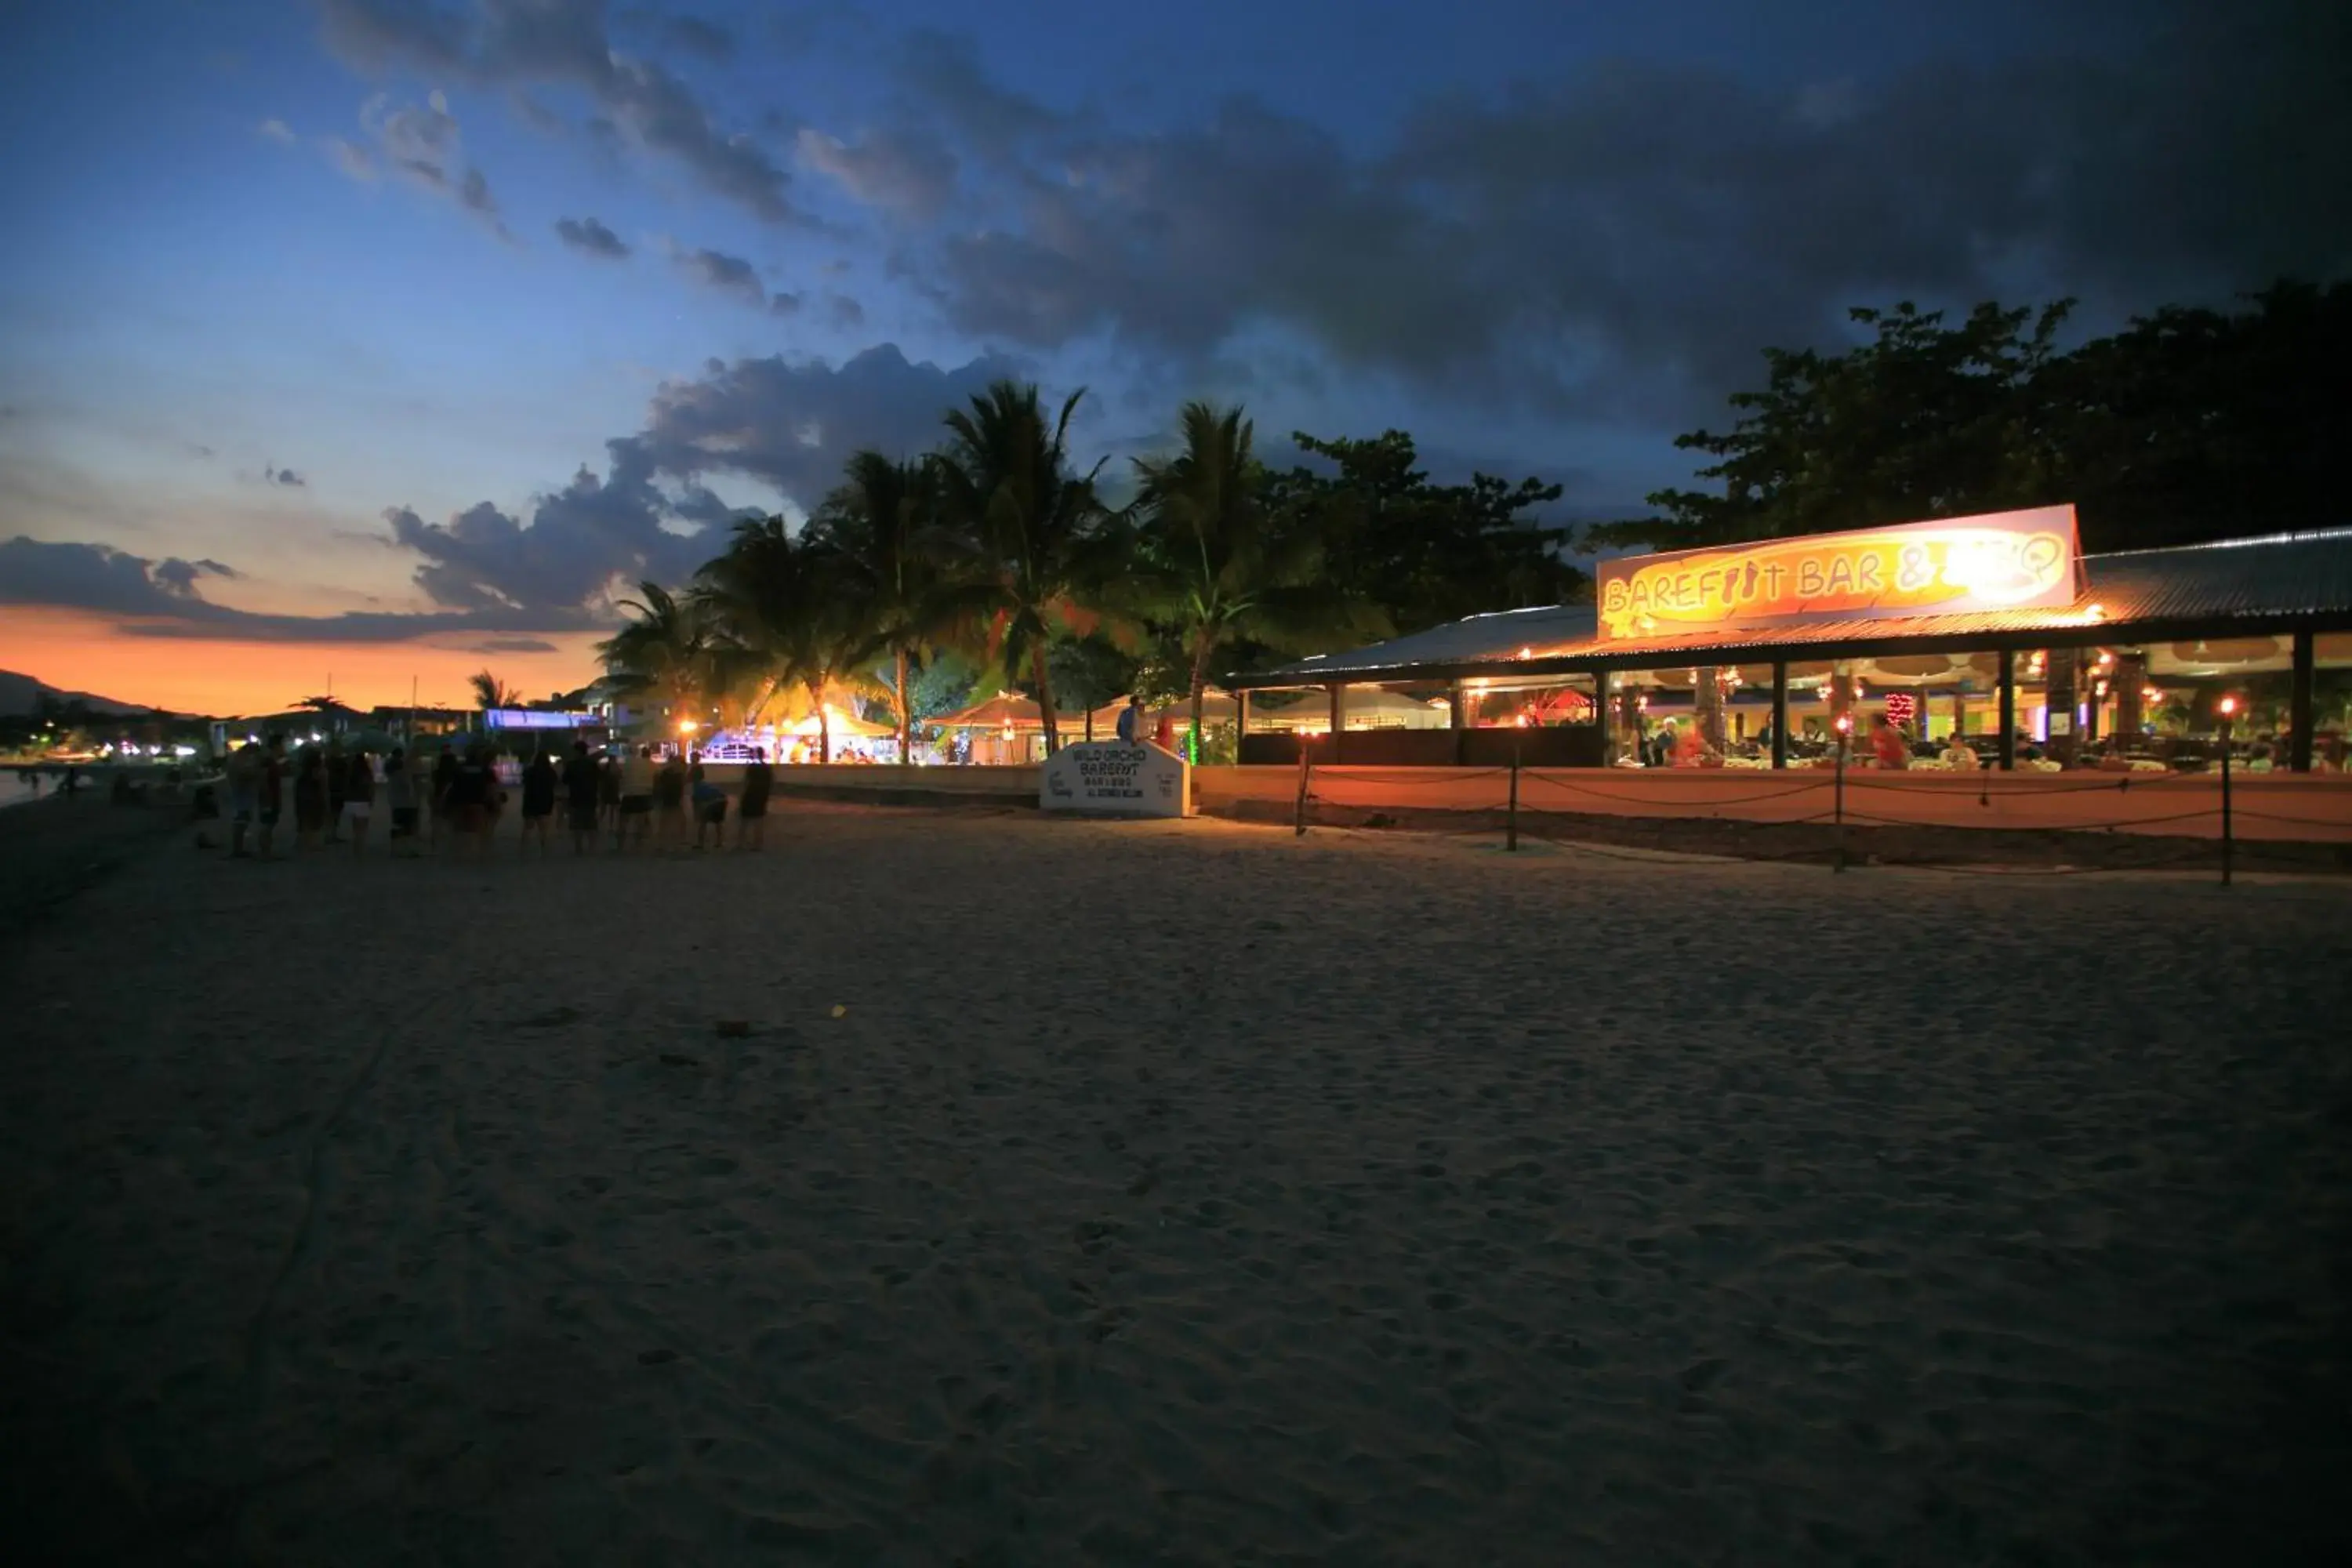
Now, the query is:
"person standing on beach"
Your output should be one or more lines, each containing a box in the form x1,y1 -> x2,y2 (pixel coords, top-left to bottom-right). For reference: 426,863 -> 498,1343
429,745 -> 459,853
561,740 -> 601,855
737,745 -> 772,851
342,746 -> 376,857
443,743 -> 498,860
292,748 -> 328,853
383,746 -> 420,856
255,733 -> 286,858
654,747 -> 688,849
597,748 -> 622,834
518,745 -> 557,856
691,758 -> 728,851
224,739 -> 262,856
617,744 -> 655,851
324,737 -> 348,842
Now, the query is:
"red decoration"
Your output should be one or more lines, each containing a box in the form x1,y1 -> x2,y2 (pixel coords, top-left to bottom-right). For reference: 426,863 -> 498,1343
1883,691 -> 1918,727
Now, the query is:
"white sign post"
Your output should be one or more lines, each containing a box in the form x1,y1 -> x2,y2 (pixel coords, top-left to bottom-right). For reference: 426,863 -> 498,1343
1039,741 -> 1191,818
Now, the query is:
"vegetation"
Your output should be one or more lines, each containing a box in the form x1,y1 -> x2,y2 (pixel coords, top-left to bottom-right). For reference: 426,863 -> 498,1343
594,279 -> 2341,758
1587,280 -> 2351,556
467,670 -> 522,712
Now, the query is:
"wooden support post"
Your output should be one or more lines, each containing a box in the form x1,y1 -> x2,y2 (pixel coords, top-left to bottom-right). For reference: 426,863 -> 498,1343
1235,688 -> 1252,742
2113,654 -> 2143,747
1327,684 -> 1345,765
1997,650 -> 2017,771
2220,713 -> 2235,884
1507,733 -> 1521,852
2290,630 -> 2316,773
1769,661 -> 1789,770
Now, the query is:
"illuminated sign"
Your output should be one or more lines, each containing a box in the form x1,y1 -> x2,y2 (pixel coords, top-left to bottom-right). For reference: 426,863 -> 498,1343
1597,506 -> 2081,641
485,709 -> 597,730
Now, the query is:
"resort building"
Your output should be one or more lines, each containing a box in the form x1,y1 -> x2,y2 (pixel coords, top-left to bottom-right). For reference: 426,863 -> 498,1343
1225,509 -> 2352,775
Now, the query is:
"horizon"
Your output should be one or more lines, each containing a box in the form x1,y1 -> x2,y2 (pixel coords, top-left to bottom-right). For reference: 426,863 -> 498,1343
3,0 -> 2346,715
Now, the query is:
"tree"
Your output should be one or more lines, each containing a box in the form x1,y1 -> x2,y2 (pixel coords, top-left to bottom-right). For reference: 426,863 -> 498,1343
1585,282 -> 2352,558
1585,299 -> 2075,557
692,517 -> 879,764
2044,280 -> 2352,551
1262,429 -> 1583,636
1581,299 -> 2075,753
468,670 -> 521,711
935,380 -> 1121,754
804,450 -> 975,764
595,582 -> 713,734
1129,401 -> 1385,749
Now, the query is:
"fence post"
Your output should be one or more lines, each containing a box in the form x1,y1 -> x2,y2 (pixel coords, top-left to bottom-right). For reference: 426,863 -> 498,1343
1832,716 -> 1851,873
1294,742 -> 1312,837
1507,734 -> 1521,852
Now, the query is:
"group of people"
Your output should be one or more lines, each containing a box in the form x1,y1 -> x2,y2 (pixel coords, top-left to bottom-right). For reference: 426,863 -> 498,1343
216,734 -> 776,860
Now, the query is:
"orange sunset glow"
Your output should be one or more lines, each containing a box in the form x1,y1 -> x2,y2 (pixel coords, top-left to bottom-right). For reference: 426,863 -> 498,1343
0,607 -> 606,717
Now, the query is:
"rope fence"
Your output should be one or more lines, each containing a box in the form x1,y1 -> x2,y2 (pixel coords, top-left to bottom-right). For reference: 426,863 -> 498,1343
1279,750 -> 2352,884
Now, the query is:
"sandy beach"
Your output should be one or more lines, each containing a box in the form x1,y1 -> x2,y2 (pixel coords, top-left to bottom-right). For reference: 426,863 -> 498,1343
3,802 -> 2347,1565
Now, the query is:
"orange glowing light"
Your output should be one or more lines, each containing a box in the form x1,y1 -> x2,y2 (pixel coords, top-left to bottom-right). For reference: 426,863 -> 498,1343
2218,695 -> 2239,717
1834,713 -> 1853,735
677,719 -> 699,734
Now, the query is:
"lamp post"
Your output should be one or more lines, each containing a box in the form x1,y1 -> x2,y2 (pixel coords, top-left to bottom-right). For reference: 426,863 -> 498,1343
1832,710 -> 1853,873
2217,694 -> 2238,885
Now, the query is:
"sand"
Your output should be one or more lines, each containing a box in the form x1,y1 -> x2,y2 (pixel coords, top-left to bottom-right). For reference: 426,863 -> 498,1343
3,802 -> 2348,1565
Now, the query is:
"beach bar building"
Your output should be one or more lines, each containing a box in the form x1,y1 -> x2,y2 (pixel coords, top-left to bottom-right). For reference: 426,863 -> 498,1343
1224,509 -> 2352,776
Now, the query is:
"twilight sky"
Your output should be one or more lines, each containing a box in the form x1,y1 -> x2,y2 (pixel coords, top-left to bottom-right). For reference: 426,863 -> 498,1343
1,0 -> 2345,714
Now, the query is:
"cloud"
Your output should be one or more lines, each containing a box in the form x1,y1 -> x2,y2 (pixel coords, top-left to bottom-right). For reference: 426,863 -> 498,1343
472,636 -> 559,653
258,118 -> 296,143
895,30 -> 1065,166
315,0 -> 795,223
825,294 -> 864,328
630,342 -> 1020,509
1,534 -> 598,644
554,214 -> 630,257
340,88 -> 512,238
0,539 -> 238,617
795,126 -> 958,217
325,136 -> 379,182
619,8 -> 734,63
671,245 -> 765,306
890,2 -> 2352,423
768,291 -> 803,317
151,557 -> 241,597
383,437 -> 713,613
263,466 -> 307,488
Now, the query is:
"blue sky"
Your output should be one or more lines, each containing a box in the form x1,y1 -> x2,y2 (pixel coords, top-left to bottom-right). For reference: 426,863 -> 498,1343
0,0 -> 2343,710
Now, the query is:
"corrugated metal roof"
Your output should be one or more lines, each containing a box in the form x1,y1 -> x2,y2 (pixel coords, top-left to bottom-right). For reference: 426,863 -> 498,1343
1237,528 -> 2352,685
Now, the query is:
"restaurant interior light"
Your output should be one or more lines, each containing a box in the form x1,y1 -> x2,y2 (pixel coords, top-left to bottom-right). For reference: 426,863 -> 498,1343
2218,695 -> 2239,717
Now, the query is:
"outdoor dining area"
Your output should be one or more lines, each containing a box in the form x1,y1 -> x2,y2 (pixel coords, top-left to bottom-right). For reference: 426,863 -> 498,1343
1227,512 -> 2352,775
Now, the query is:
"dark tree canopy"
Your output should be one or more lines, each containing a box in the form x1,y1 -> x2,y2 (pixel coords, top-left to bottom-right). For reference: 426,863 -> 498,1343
1589,280 -> 2352,558
1261,430 -> 1584,637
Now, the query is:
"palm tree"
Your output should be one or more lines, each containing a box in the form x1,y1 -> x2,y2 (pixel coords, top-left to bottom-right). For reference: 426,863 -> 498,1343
1130,401 -> 1385,752
469,670 -> 521,711
693,517 -> 878,764
595,583 -> 711,735
805,450 -> 972,765
935,380 -> 1120,754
